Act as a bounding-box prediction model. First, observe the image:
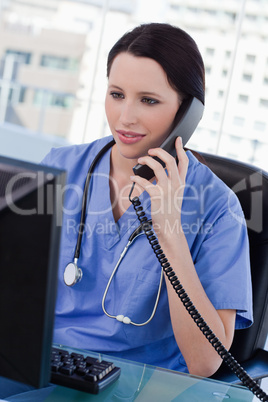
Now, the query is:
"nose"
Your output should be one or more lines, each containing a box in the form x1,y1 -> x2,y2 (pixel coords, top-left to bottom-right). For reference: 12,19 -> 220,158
119,102 -> 138,126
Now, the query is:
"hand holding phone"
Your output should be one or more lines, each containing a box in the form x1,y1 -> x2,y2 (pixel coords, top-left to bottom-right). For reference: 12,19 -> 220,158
132,97 -> 204,180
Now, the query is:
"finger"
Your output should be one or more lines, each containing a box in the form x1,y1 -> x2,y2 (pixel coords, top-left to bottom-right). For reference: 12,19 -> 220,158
136,155 -> 167,182
130,174 -> 159,197
147,147 -> 176,164
147,147 -> 178,177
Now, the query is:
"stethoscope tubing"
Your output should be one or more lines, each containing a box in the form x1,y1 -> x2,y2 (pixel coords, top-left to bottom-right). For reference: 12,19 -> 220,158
64,140 -> 163,327
101,222 -> 163,327
74,139 -> 115,260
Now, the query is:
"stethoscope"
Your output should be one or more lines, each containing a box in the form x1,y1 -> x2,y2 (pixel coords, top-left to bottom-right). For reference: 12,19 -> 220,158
63,139 -> 163,326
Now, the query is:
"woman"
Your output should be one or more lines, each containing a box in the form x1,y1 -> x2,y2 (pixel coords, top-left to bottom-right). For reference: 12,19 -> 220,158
42,23 -> 252,378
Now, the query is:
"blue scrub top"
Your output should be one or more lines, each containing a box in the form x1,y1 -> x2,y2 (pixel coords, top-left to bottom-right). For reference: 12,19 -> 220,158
42,135 -> 253,373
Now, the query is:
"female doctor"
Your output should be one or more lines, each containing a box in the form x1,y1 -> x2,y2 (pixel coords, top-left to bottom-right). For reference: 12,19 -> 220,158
42,22 -> 252,378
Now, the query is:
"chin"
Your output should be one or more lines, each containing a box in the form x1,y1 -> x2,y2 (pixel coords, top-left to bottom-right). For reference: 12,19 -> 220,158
116,143 -> 147,161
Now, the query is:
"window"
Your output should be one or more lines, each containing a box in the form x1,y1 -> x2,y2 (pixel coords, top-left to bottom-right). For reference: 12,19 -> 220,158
5,49 -> 32,64
0,86 -> 24,103
188,7 -> 198,14
213,112 -> 221,121
206,47 -> 215,56
225,11 -> 236,21
259,98 -> 268,108
246,14 -> 257,22
245,54 -> 256,63
254,121 -> 266,131
238,94 -> 249,104
242,73 -> 252,82
33,90 -> 74,108
233,116 -> 245,126
40,55 -> 79,71
18,87 -> 27,103
230,135 -> 241,145
0,87 -> 10,101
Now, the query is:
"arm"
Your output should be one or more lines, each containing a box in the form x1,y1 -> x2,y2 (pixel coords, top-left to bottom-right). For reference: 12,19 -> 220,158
130,137 -> 236,377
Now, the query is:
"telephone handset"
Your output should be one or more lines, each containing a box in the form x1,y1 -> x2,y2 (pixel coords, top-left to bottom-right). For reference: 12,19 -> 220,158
129,97 -> 268,401
132,96 -> 204,180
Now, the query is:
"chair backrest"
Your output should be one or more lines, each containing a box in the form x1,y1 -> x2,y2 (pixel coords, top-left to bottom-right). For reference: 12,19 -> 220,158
200,152 -> 268,363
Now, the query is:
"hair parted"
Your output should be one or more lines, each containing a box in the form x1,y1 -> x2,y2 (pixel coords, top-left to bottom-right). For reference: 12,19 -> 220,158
107,23 -> 205,105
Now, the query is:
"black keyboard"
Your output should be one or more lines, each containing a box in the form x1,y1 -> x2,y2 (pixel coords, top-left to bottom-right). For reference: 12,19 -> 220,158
50,346 -> 121,394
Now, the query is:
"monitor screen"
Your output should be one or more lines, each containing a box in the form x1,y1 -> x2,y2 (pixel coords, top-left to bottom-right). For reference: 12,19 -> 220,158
0,155 -> 65,388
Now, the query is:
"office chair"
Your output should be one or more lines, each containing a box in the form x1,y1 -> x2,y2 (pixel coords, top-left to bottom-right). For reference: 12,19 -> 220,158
197,151 -> 268,385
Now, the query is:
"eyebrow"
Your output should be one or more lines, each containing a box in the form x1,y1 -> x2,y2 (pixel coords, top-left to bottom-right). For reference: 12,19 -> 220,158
108,84 -> 163,99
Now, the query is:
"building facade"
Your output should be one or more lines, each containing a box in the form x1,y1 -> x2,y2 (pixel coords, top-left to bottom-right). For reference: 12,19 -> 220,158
0,0 -> 267,168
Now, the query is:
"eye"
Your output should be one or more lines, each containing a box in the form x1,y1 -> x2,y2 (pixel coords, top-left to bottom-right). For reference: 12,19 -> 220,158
141,97 -> 159,105
110,91 -> 124,99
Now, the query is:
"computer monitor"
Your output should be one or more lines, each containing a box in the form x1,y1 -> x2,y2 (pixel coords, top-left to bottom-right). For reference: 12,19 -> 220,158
0,155 -> 65,388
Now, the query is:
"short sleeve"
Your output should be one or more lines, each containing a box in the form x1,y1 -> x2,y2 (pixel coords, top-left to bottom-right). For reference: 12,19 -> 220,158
40,147 -> 64,168
194,193 -> 253,329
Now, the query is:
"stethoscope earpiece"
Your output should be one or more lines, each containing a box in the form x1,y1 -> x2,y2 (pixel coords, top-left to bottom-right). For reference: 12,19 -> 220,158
64,259 -> 83,287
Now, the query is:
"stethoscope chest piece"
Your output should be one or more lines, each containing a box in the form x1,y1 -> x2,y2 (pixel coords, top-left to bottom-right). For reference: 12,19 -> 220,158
63,140 -> 115,288
64,259 -> 83,287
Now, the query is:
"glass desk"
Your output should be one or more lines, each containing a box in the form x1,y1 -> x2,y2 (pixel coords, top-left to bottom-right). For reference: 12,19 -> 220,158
39,344 -> 255,402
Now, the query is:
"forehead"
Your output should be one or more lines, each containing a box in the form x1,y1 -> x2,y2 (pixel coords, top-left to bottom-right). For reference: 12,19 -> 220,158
108,52 -> 174,93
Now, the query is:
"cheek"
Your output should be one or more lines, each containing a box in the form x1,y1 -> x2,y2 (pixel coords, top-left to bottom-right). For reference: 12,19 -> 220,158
148,108 -> 177,136
105,96 -> 115,126
104,95 -> 110,117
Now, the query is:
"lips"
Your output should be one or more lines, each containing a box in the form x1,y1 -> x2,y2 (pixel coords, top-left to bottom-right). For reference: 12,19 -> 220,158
116,130 -> 145,145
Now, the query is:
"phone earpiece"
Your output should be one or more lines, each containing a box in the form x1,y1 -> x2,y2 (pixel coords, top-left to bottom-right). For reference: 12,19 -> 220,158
133,97 -> 204,180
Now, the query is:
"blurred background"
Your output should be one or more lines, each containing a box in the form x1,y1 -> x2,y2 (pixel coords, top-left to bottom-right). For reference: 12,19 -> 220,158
0,0 -> 267,169
0,1 -> 267,397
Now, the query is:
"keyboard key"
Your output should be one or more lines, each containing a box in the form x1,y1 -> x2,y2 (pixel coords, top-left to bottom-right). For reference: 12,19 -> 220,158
50,346 -> 121,394
59,364 -> 76,376
85,373 -> 98,383
85,356 -> 98,365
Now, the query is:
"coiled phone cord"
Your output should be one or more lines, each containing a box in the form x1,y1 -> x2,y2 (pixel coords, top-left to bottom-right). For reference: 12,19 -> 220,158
129,183 -> 268,402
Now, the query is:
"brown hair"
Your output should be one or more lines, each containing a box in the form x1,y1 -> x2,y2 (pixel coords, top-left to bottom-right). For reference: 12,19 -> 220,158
107,23 -> 205,105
